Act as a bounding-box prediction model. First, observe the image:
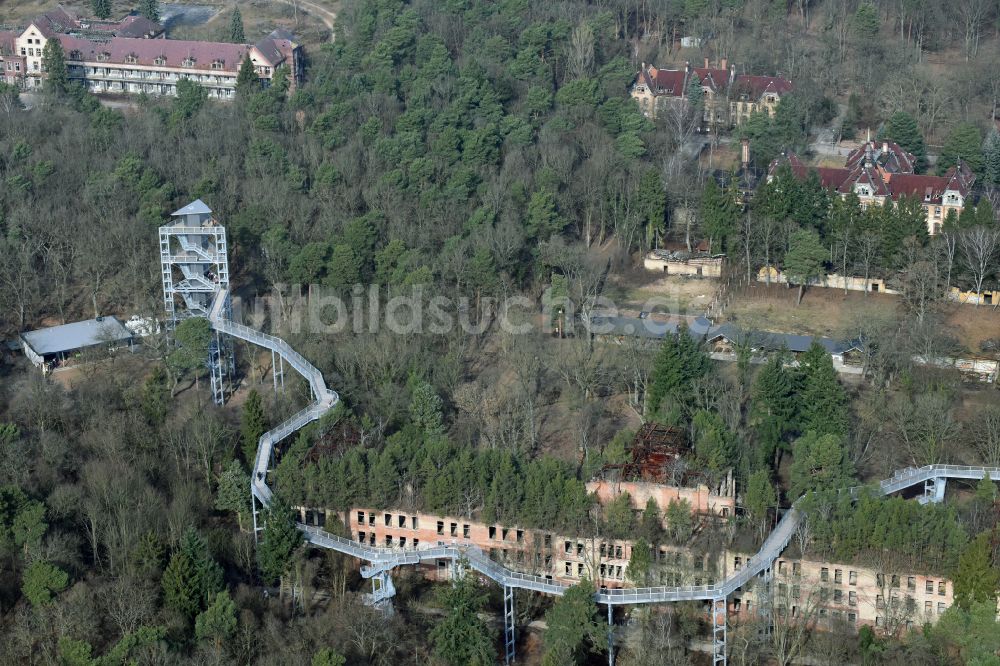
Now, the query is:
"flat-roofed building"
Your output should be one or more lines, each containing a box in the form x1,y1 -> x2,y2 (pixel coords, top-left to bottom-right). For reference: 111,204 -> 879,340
20,316 -> 133,370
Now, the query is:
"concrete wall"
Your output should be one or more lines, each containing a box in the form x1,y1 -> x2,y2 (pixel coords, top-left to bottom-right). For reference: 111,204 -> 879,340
645,253 -> 723,277
757,267 -> 900,295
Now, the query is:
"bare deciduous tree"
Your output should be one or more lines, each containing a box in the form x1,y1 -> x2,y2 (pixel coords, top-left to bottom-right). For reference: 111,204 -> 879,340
958,226 -> 1000,305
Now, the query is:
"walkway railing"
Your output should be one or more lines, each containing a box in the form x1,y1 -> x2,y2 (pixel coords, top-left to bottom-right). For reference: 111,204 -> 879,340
206,288 -> 1000,606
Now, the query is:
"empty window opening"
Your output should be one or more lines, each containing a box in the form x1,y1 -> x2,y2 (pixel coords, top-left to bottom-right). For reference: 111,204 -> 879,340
357,511 -> 365,525
450,522 -> 458,537
463,524 -> 470,539
516,529 -> 524,543
398,515 -> 406,528
436,521 -> 444,535
384,513 -> 391,527
489,526 -> 497,539
411,516 -> 418,530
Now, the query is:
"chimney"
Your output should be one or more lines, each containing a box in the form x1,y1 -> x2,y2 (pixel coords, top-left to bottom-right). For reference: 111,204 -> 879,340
882,141 -> 888,154
704,57 -> 710,69
741,137 -> 750,170
730,63 -> 736,85
720,57 -> 728,70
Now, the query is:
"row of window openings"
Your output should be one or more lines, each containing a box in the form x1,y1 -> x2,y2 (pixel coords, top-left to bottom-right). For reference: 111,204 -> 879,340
565,541 -> 626,560
356,531 -> 419,549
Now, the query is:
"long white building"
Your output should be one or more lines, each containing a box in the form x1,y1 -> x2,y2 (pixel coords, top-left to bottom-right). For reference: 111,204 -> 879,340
1,7 -> 302,97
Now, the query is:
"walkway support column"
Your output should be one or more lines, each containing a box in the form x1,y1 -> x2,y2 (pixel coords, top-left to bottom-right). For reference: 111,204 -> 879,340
712,597 -> 727,666
607,604 -> 614,666
504,585 -> 515,664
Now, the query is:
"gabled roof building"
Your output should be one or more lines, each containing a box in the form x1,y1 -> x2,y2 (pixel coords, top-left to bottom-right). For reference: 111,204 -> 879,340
631,58 -> 793,131
768,140 -> 976,235
8,8 -> 302,98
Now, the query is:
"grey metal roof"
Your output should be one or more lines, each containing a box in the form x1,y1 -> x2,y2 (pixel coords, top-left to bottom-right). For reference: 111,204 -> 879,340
171,199 -> 212,216
20,317 -> 132,355
706,323 -> 860,355
586,315 -> 714,340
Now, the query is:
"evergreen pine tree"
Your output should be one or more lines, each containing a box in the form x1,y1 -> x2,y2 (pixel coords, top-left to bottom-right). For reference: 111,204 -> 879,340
685,73 -> 704,127
91,0 -> 112,19
312,650 -> 347,666
542,580 -> 603,664
41,38 -> 69,95
626,539 -> 652,585
162,550 -> 200,617
604,492 -> 634,539
139,0 -> 160,23
636,168 -> 667,247
783,228 -> 827,305
744,469 -> 777,543
21,561 -> 68,606
647,324 -> 711,416
195,591 -> 238,650
953,532 -> 1000,609
429,567 -> 496,666
638,497 -> 664,544
664,498 -> 692,542
700,178 -> 738,253
241,389 -> 267,464
982,128 -> 1000,186
229,5 -> 246,43
938,122 -> 983,174
179,527 -> 224,607
797,343 -> 849,437
883,111 -> 927,172
215,460 -> 250,530
750,354 -> 797,468
788,431 -> 854,497
256,500 -> 303,584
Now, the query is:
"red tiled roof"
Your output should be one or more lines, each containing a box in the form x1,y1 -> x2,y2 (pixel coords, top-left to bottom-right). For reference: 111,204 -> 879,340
644,66 -> 684,95
253,35 -> 296,67
638,64 -> 791,100
733,75 -> 793,97
845,140 -> 916,174
769,152 -> 976,204
689,67 -> 731,91
58,34 -> 261,73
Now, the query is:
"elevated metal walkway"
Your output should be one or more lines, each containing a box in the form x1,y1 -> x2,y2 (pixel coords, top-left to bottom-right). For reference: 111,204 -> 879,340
204,285 -> 1000,663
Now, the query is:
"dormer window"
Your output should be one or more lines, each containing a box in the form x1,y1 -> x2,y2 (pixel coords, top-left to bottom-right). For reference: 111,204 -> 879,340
857,186 -> 870,197
182,57 -> 196,68
124,53 -> 138,64
97,52 -> 110,62
154,56 -> 166,66
211,60 -> 224,70
69,50 -> 82,60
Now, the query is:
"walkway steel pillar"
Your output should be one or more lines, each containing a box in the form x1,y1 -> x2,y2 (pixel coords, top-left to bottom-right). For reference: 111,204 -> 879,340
503,585 -> 515,664
712,597 -> 727,665
607,604 -> 614,666
920,477 -> 946,504
756,565 -> 773,636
